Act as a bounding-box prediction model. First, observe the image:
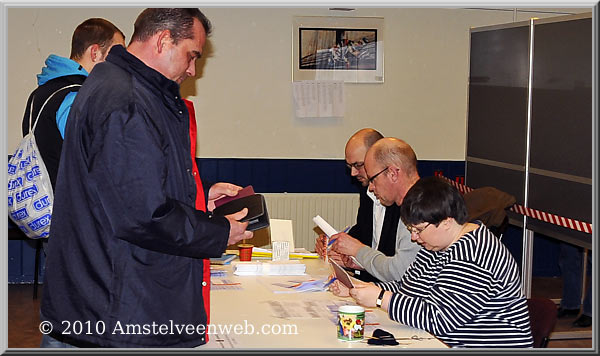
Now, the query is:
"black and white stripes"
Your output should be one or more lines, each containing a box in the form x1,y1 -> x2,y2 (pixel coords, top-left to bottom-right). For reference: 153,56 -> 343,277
378,224 -> 533,348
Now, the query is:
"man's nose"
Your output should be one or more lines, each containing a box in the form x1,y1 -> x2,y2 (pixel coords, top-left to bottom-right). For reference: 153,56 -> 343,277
187,61 -> 196,77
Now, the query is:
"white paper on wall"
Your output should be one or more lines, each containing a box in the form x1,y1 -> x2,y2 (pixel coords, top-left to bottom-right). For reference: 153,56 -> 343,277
292,80 -> 344,118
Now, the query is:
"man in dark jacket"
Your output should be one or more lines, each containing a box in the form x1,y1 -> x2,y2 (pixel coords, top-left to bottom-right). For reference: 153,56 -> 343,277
40,8 -> 253,348
22,18 -> 125,190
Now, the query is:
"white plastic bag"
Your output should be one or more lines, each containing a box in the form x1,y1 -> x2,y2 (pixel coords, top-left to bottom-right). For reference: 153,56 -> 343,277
8,84 -> 79,239
8,132 -> 54,238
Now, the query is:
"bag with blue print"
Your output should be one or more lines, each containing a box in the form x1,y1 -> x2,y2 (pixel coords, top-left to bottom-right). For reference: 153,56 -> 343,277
8,84 -> 80,239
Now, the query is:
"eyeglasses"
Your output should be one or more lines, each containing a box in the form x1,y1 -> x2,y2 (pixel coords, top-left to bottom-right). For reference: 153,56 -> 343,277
346,161 -> 365,170
406,223 -> 431,235
367,166 -> 389,184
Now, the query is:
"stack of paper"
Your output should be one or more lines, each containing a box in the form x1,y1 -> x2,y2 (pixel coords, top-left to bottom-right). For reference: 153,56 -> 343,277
225,247 -> 319,259
233,260 -> 306,276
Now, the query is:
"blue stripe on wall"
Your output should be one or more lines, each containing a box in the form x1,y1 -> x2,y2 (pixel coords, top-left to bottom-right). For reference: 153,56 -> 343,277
7,157 -> 560,282
196,158 -> 466,193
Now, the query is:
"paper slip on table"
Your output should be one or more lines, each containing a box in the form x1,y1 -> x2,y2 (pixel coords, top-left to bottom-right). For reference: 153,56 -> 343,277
202,258 -> 446,349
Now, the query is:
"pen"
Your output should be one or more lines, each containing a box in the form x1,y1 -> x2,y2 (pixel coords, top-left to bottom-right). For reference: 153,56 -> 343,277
323,277 -> 337,288
325,236 -> 329,263
327,226 -> 350,249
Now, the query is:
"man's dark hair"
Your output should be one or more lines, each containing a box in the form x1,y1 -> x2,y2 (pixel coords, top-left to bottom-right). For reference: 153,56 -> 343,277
70,18 -> 125,60
400,176 -> 469,227
131,8 -> 212,44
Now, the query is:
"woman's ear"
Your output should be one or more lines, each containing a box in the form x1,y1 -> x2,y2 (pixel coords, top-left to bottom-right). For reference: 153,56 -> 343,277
440,217 -> 454,230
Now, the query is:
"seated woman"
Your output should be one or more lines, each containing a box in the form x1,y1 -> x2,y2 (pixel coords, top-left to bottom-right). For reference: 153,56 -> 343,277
330,176 -> 533,348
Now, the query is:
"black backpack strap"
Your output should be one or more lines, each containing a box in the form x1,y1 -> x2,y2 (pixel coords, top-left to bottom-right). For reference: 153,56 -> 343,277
29,84 -> 82,132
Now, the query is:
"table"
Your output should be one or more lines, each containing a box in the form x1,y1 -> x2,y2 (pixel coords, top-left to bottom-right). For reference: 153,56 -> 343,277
202,258 -> 447,349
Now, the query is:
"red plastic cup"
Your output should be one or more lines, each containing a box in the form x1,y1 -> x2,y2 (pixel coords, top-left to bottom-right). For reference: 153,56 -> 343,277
238,244 -> 254,261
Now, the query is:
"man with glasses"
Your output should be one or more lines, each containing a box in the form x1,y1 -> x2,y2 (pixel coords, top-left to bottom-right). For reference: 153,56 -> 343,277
319,131 -> 420,282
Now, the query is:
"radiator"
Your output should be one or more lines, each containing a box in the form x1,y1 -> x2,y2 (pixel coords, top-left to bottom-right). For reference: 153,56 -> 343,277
262,193 -> 360,251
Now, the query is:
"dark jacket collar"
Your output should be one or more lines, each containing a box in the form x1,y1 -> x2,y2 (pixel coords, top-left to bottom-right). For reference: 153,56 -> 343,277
106,45 -> 180,98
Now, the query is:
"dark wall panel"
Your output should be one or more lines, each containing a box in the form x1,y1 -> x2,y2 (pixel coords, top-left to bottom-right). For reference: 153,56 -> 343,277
467,15 -> 593,248
466,162 -> 526,204
528,174 -> 592,223
467,26 -> 529,165
530,18 -> 592,178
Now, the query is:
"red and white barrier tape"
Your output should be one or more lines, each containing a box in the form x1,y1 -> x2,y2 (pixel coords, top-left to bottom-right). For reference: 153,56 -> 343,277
439,176 -> 593,235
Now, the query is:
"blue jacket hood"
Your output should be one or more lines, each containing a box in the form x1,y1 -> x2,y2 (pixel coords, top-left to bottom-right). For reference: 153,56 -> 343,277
37,55 -> 88,85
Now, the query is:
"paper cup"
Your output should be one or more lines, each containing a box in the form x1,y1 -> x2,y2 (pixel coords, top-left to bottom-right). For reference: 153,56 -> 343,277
337,305 -> 365,341
238,244 -> 254,261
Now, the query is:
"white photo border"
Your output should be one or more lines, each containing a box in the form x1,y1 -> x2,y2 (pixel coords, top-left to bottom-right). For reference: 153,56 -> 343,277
292,16 -> 384,84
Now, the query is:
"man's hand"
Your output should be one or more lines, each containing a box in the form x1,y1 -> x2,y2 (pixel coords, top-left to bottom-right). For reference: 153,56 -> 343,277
331,232 -> 366,257
341,254 -> 363,270
225,208 -> 253,246
315,234 -> 327,258
207,183 -> 243,211
315,234 -> 345,265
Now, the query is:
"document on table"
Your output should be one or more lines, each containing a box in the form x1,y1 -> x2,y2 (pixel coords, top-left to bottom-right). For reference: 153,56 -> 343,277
211,278 -> 243,291
265,300 -> 324,319
267,277 -> 331,294
210,267 -> 227,278
265,299 -> 357,320
211,333 -> 239,349
233,260 -> 306,276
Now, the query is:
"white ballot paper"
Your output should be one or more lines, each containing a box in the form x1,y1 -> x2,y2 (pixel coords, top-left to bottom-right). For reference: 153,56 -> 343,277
312,215 -> 338,237
312,215 -> 363,268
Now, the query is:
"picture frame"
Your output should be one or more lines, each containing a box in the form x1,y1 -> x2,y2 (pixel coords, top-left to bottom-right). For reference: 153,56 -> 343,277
292,16 -> 384,84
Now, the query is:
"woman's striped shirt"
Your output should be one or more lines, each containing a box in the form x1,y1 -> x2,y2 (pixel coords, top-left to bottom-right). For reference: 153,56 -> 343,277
378,224 -> 534,348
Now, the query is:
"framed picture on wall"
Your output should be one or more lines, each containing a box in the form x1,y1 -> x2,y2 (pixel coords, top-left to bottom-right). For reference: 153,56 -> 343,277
292,16 -> 384,83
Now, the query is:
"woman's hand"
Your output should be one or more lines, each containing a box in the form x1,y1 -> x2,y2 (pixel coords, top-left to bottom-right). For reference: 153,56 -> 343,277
349,282 -> 381,308
329,279 -> 350,297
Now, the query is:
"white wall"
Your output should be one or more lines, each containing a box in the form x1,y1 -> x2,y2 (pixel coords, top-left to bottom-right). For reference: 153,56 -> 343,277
5,7 -> 590,160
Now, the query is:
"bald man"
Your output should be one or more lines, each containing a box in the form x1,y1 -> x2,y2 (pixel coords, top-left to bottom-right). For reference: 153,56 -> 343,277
328,137 -> 421,282
316,129 -> 419,282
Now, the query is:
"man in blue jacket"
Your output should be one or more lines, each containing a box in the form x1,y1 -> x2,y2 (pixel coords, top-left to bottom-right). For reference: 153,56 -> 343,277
40,8 -> 253,348
21,18 -> 125,190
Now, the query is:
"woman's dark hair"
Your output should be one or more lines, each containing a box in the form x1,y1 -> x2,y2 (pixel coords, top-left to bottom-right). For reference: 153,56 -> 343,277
131,8 -> 212,45
400,176 -> 469,227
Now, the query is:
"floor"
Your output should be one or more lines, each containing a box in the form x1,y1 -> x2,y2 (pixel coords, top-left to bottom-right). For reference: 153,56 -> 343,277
7,277 -> 593,349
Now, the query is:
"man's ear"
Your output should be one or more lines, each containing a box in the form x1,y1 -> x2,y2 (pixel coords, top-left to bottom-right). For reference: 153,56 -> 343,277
89,44 -> 101,62
156,29 -> 172,54
388,165 -> 400,183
